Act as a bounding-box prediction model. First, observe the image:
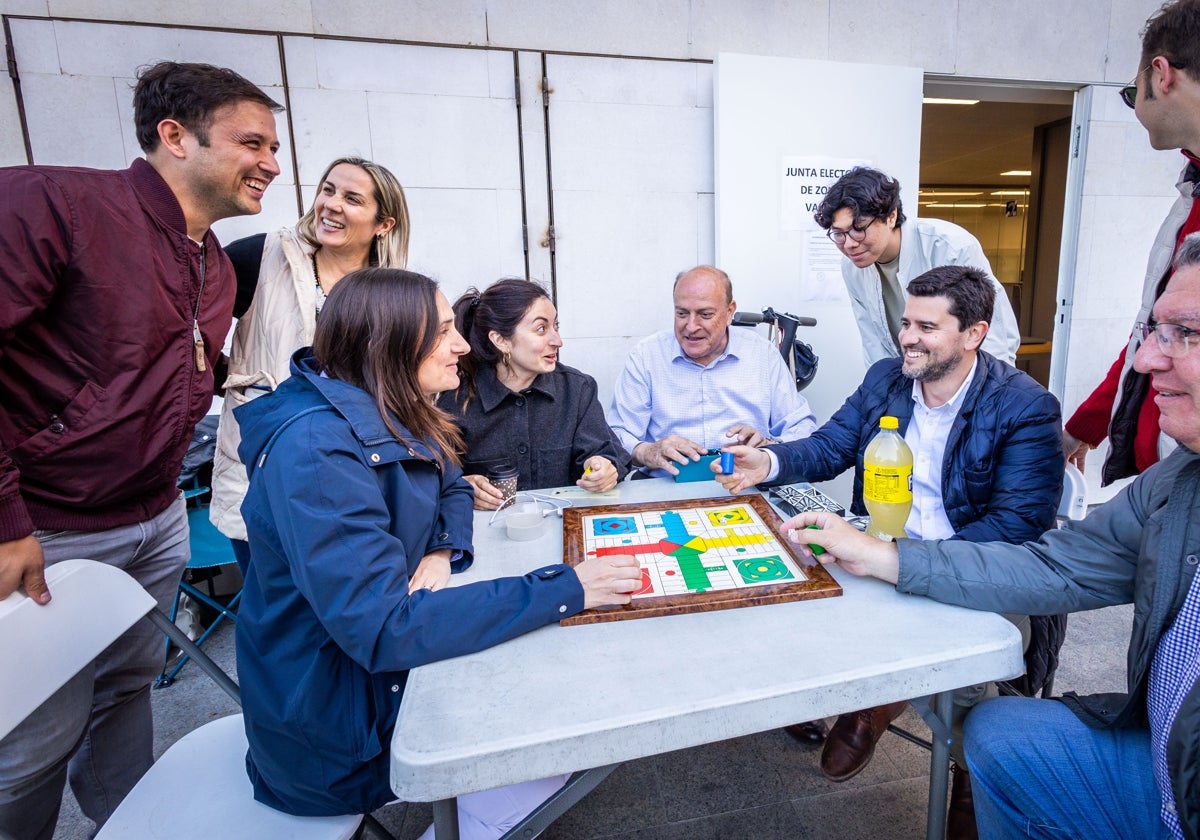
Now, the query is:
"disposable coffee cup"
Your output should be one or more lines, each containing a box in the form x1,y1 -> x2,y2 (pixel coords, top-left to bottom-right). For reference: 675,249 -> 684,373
486,464 -> 519,507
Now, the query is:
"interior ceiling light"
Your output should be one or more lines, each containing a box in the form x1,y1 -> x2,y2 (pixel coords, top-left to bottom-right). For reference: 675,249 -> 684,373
991,190 -> 1029,196
926,203 -> 987,208
918,190 -> 983,197
1000,170 -> 1032,176
922,97 -> 980,105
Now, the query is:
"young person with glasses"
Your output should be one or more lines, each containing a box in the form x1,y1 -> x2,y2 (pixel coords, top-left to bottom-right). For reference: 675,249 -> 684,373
814,166 -> 1020,367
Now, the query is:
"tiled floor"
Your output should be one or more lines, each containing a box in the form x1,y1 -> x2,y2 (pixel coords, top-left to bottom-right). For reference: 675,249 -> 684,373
53,603 -> 1132,840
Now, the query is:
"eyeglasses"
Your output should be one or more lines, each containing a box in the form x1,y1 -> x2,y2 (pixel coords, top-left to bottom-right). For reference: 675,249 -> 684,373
1120,60 -> 1188,109
1137,320 -> 1200,357
1119,66 -> 1147,109
826,218 -> 876,245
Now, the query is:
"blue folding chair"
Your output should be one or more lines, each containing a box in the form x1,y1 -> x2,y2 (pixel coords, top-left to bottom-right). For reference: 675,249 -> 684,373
156,420 -> 242,688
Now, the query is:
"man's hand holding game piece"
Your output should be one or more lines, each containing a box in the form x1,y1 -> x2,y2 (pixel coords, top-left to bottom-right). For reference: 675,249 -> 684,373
574,553 -> 642,608
712,444 -> 771,494
781,512 -> 900,583
632,435 -> 708,476
724,424 -> 768,448
464,474 -> 508,511
577,456 -> 618,493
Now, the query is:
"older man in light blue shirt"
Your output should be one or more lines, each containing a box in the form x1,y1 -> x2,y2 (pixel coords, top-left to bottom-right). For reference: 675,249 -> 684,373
609,265 -> 817,478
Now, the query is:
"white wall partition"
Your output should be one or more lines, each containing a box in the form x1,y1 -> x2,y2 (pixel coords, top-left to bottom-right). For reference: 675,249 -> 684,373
545,54 -> 715,408
715,53 -> 924,422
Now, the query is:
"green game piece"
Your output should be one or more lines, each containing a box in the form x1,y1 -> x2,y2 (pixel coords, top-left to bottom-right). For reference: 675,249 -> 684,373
803,524 -> 826,556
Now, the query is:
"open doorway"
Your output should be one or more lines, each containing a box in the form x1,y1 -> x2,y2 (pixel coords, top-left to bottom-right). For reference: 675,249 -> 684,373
919,82 -> 1075,386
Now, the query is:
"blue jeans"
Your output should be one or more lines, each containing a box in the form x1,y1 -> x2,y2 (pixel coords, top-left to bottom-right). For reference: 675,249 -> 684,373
0,496 -> 189,840
964,696 -> 1170,839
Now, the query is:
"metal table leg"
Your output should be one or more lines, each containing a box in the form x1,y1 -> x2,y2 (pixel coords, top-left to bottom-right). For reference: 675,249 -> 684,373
431,764 -> 620,840
432,798 -> 460,840
924,690 -> 954,840
499,765 -> 619,839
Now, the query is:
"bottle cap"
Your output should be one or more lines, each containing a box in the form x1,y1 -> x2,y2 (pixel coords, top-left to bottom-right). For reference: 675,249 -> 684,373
879,416 -> 899,430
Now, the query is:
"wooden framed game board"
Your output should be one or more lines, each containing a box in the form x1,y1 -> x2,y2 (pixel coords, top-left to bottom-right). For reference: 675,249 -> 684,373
561,495 -> 842,626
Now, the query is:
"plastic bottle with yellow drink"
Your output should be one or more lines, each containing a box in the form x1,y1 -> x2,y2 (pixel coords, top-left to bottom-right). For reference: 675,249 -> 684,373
862,416 -> 913,541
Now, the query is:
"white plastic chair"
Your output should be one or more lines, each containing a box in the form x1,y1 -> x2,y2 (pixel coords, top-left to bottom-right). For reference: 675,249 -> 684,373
1058,462 -> 1088,522
0,559 -> 389,840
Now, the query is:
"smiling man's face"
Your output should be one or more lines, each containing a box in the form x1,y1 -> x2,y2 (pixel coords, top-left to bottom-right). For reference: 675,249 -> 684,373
673,269 -> 735,367
1134,264 -> 1200,452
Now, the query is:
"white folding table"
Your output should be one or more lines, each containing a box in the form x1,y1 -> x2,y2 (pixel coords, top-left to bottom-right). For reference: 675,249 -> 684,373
390,479 -> 1023,839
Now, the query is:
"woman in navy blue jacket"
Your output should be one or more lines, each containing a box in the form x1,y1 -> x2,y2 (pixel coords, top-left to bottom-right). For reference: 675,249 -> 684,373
233,268 -> 640,835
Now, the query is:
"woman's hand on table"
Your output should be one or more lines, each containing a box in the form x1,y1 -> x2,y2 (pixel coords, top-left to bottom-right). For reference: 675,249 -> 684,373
780,512 -> 900,584
464,474 -> 507,510
712,445 -> 770,494
408,549 -> 453,594
576,456 -> 618,493
574,553 -> 642,609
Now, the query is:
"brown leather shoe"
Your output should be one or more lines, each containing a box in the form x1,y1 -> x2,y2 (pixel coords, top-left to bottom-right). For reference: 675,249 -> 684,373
819,701 -> 907,781
948,764 -> 979,840
782,720 -> 827,745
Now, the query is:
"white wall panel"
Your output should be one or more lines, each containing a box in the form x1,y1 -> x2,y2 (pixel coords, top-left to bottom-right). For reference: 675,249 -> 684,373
552,189 -> 702,339
550,101 -> 712,193
954,0 -> 1108,82
45,0 -> 313,32
285,87 -> 374,182
486,0 -> 691,57
7,17 -> 57,73
279,38 -> 526,289
546,52 -> 714,371
827,0 -> 956,74
18,74 -> 125,166
689,0 -> 828,61
368,92 -> 520,189
310,0 -> 488,44
307,38 -> 493,97
566,336 -> 644,413
549,55 -> 709,108
50,19 -> 282,82
404,186 -> 527,298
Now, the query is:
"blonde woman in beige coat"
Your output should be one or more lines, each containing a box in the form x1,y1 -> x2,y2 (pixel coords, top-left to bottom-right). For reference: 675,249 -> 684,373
210,157 -> 410,565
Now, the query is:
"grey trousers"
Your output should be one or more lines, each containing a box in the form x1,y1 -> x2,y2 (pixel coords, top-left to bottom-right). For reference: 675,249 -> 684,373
0,496 -> 189,840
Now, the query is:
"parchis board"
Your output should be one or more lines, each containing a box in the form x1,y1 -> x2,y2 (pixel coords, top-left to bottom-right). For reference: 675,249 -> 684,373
561,495 -> 842,625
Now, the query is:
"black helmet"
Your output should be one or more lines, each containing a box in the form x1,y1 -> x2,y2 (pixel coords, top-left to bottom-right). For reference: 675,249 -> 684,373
792,340 -> 818,391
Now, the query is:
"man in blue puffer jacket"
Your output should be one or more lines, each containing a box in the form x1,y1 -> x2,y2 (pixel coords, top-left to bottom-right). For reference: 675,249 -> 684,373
716,264 -> 1064,837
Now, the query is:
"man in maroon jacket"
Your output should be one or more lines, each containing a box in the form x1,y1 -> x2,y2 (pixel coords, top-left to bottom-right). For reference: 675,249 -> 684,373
0,62 -> 281,839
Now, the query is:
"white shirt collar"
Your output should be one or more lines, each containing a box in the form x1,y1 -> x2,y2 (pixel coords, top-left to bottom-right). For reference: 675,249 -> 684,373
911,355 -> 978,412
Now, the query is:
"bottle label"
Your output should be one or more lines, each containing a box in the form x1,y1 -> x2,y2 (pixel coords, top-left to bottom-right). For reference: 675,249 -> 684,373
863,464 -> 913,504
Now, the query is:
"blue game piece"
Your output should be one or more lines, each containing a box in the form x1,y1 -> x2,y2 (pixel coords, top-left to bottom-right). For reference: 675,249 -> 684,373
719,451 -> 734,474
